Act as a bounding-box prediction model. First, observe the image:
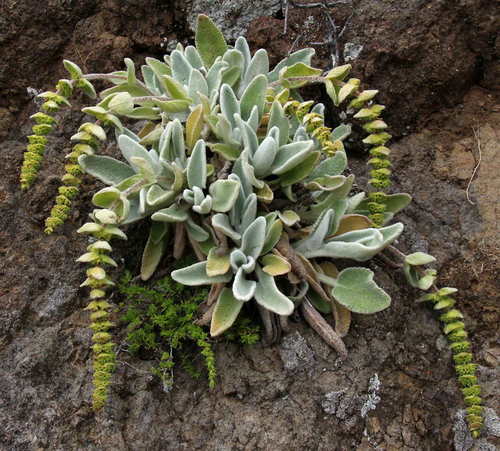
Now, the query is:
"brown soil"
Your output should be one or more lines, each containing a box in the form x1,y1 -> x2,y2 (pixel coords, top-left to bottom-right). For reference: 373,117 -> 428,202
0,1 -> 498,450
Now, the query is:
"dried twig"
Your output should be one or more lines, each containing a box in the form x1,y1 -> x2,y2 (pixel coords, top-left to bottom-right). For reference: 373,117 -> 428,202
466,127 -> 483,205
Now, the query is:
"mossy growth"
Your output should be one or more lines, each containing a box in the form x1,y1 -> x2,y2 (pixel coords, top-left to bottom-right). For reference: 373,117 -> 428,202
118,271 -> 260,390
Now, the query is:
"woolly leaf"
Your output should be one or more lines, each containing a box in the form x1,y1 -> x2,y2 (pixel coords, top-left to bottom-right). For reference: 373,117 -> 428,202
141,223 -> 169,281
212,213 -> 241,242
332,267 -> 390,314
268,48 -> 315,82
206,248 -> 230,277
272,141 -> 314,175
186,104 -> 204,151
279,62 -> 322,88
240,74 -> 267,120
151,204 -> 188,222
232,268 -> 257,301
195,15 -> 228,68
171,261 -> 232,286
209,179 -> 240,212
254,266 -> 294,315
187,139 -> 207,189
261,218 -> 283,255
261,254 -> 291,276
405,252 -> 436,266
210,288 -> 243,337
240,216 -> 267,259
280,151 -> 320,186
79,155 -> 135,185
309,151 -> 348,179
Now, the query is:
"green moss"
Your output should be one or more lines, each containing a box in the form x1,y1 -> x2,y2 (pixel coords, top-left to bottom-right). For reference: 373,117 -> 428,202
119,272 -> 217,389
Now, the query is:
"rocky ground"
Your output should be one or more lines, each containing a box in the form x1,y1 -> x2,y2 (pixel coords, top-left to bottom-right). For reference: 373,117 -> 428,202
0,0 -> 498,450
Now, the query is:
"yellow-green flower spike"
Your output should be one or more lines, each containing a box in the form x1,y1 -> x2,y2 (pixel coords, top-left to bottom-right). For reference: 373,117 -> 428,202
420,288 -> 483,437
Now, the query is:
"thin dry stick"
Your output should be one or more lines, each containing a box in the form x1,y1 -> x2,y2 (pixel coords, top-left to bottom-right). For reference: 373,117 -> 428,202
466,127 -> 483,205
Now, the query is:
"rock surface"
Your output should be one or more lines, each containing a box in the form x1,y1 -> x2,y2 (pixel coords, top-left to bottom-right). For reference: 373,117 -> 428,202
0,1 -> 498,450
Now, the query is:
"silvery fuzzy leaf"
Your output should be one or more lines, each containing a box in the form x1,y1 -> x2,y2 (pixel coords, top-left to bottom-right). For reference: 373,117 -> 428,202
188,69 -> 209,105
239,48 -> 269,96
92,187 -> 120,208
346,192 -> 366,213
139,187 -> 147,214
267,48 -> 315,82
294,209 -> 335,255
241,159 -> 265,189
212,213 -> 241,242
221,66 -> 241,88
220,84 -> 240,129
151,204 -> 188,222
311,103 -> 325,115
247,106 -> 260,132
124,58 -> 136,85
261,216 -> 283,255
234,36 -> 251,74
108,92 -> 134,115
195,14 -> 228,68
240,216 -> 267,259
124,107 -> 160,120
213,114 -> 239,147
159,119 -> 186,165
278,210 -> 300,227
171,261 -> 232,286
304,176 -> 354,221
405,252 -> 436,266
268,101 -> 290,146
254,265 -> 294,316
140,222 -> 169,281
239,193 -> 258,232
240,74 -> 267,120
230,248 -> 247,271
206,247 -> 231,277
232,159 -> 253,200
120,197 -> 146,225
332,267 -> 390,314
330,124 -> 352,142
232,267 -> 256,301
146,184 -> 175,207
100,83 -> 151,102
79,155 -> 135,185
192,195 -> 213,215
298,222 -> 404,261
308,151 -> 348,179
118,135 -> 156,171
209,179 -> 240,212
222,48 -> 245,75
186,218 -> 209,242
192,185 -> 205,206
210,288 -> 244,337
130,157 -> 156,181
278,62 -> 322,88
186,104 -> 204,150
187,139 -> 207,189
235,114 -> 258,155
279,151 -> 319,187
252,136 -> 278,178
206,61 -> 228,93
171,49 -> 193,85
63,59 -> 83,79
153,98 -> 191,113
293,125 -> 309,142
272,140 -> 314,175
184,45 -> 204,69
162,75 -> 191,103
267,125 -> 281,144
261,254 -> 291,276
305,175 -> 349,192
114,126 -> 140,143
